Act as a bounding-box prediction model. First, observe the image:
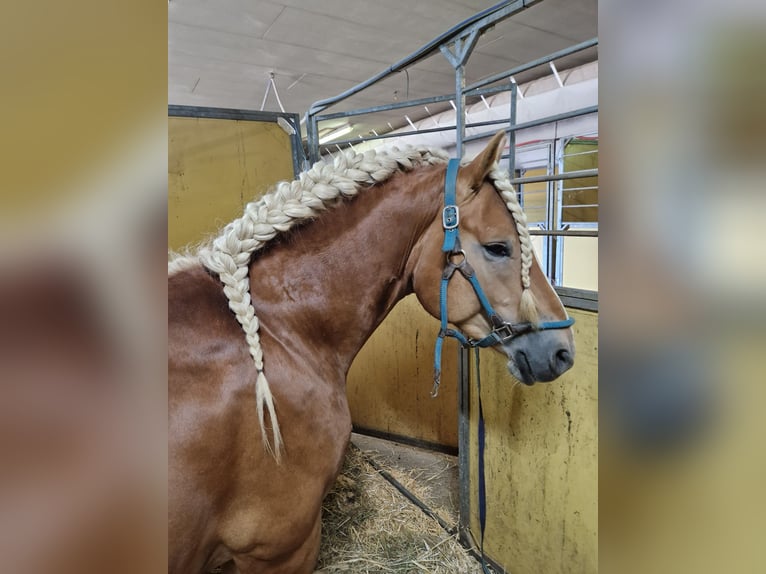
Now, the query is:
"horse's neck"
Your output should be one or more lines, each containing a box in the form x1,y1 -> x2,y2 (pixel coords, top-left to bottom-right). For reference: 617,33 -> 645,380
249,167 -> 441,375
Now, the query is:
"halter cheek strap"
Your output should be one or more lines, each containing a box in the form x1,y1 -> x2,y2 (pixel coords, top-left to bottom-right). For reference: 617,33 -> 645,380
431,158 -> 574,397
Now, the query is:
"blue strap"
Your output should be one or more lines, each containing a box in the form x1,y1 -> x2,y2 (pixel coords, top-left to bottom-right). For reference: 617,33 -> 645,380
465,272 -> 499,323
441,159 -> 461,253
538,317 -> 575,330
432,273 -> 452,396
433,270 -> 471,396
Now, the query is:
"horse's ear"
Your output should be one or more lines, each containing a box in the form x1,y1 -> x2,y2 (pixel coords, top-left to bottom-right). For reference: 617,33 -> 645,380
459,131 -> 506,195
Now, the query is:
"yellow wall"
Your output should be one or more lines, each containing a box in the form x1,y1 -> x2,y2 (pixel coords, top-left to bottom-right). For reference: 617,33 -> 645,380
168,116 -> 295,251
469,308 -> 598,573
562,237 -> 598,291
347,295 -> 460,448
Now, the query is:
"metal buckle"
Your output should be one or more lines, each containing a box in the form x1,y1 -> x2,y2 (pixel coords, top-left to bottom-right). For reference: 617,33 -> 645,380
442,205 -> 459,230
492,321 -> 535,343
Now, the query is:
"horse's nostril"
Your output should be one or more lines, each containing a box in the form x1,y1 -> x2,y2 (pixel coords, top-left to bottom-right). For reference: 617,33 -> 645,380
553,349 -> 574,374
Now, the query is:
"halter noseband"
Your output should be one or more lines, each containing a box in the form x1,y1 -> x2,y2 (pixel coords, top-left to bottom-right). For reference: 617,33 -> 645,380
431,158 -> 574,396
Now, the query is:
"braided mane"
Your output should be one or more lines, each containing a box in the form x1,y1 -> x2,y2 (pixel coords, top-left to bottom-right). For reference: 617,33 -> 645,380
168,144 -> 538,461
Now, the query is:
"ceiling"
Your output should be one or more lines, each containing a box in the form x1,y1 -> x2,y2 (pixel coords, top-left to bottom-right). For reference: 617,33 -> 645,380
169,0 -> 597,141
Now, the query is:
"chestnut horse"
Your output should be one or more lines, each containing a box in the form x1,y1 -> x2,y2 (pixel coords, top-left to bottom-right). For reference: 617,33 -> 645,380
168,133 -> 574,573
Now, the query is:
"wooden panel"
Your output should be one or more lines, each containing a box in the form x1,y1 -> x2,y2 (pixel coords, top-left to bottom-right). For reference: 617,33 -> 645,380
469,308 -> 598,574
168,116 -> 294,251
347,295 -> 460,449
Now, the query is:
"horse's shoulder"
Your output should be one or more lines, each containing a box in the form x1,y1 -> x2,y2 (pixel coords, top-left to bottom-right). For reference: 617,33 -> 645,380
169,265 -> 229,320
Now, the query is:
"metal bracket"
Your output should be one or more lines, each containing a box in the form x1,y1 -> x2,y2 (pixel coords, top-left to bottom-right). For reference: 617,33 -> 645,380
440,28 -> 481,69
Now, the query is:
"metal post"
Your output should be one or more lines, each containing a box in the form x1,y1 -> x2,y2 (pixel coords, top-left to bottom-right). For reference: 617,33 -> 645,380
306,113 -> 320,164
509,80 -> 518,179
547,143 -> 557,283
455,65 -> 466,158
440,27 -> 480,538
457,345 -> 472,543
440,28 -> 479,159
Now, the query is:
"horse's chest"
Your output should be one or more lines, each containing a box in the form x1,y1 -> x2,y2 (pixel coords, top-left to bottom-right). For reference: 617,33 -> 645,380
218,387 -> 351,556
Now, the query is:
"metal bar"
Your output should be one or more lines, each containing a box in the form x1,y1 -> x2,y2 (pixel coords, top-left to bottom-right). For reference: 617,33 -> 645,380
168,104 -> 296,123
307,0 -> 537,117
555,286 -> 598,312
555,286 -> 598,301
509,168 -> 599,185
562,203 -> 599,208
315,82 -> 512,122
363,451 -> 459,535
560,185 -> 600,192
318,93 -> 457,121
307,113 -> 320,164
464,105 -> 599,143
528,229 -> 598,237
286,115 -> 303,177
546,143 -> 557,283
325,124 -> 456,148
562,148 -> 600,159
508,80 -> 517,177
318,106 -> 597,151
454,63 -> 466,157
464,37 -> 599,93
352,426 -> 458,456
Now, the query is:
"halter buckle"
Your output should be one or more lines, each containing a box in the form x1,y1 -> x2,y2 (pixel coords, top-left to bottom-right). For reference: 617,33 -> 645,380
442,205 -> 459,230
492,321 -> 535,343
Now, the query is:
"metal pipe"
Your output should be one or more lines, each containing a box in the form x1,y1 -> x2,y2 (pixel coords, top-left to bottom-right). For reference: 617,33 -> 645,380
528,229 -> 598,237
315,83 -> 512,122
307,0 -> 536,118
455,64 -> 465,157
314,101 -> 597,157
560,185 -> 600,192
509,168 -> 598,185
464,37 -> 599,94
508,80 -> 517,177
363,451 -> 457,536
307,114 -> 320,164
319,105 -> 597,151
464,105 -> 598,143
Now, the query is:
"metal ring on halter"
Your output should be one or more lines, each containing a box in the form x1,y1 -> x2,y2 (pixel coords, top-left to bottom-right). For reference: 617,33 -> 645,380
447,249 -> 467,267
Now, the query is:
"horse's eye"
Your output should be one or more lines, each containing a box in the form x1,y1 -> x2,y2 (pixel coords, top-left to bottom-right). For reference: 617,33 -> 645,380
483,242 -> 511,259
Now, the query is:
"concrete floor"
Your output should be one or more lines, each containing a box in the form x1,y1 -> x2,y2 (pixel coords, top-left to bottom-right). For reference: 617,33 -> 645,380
350,433 -> 460,527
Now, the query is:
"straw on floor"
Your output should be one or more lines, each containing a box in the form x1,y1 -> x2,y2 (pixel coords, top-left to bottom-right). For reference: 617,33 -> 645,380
316,445 -> 485,574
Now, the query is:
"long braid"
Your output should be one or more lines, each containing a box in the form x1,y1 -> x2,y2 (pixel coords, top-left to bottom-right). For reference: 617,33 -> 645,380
175,146 -> 449,461
489,165 -> 540,325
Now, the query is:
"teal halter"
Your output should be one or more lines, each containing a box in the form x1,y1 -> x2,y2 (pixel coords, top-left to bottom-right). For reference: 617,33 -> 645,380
431,158 -> 574,396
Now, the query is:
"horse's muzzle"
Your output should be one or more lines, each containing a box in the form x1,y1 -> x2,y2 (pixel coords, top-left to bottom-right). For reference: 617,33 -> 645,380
504,329 -> 575,385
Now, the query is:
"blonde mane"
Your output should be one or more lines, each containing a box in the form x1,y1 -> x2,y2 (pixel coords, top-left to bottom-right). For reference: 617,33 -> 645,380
168,144 -> 537,461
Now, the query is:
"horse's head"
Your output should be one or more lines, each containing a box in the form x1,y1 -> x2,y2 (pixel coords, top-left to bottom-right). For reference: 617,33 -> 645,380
411,132 -> 575,385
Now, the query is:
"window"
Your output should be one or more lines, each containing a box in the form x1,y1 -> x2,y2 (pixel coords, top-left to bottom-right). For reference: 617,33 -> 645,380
514,136 -> 598,292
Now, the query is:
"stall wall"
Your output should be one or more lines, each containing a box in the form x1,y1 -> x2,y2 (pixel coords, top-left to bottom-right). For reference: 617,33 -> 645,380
469,308 -> 598,574
168,116 -> 295,251
347,295 -> 460,449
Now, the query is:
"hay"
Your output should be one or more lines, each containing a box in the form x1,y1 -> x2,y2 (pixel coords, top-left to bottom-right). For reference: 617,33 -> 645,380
317,445 -> 485,574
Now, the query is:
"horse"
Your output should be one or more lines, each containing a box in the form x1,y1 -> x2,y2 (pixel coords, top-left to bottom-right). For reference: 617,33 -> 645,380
168,131 -> 575,573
